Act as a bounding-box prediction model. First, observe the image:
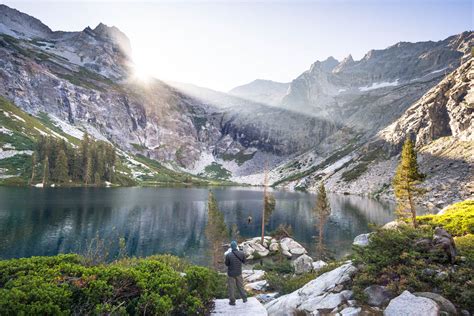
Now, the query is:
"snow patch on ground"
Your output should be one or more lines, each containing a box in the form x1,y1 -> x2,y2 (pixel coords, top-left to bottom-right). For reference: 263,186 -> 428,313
34,127 -> 48,136
0,127 -> 13,136
3,111 -> 26,122
359,80 -> 399,91
0,149 -> 33,159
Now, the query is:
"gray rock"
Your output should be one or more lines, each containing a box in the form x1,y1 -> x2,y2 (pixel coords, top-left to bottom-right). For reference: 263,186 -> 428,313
244,280 -> 268,292
269,242 -> 279,252
265,262 -> 357,315
353,233 -> 372,247
340,307 -> 362,316
312,260 -> 328,271
364,285 -> 393,307
256,292 -> 279,304
433,227 -> 457,263
414,292 -> 457,315
212,297 -> 268,315
299,292 -> 345,313
292,254 -> 314,274
384,291 -> 440,316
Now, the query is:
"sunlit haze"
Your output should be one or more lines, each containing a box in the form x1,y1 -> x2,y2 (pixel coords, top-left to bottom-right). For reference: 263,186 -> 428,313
3,0 -> 472,91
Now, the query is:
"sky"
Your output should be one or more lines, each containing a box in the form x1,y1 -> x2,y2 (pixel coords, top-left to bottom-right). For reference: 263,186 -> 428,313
3,0 -> 473,91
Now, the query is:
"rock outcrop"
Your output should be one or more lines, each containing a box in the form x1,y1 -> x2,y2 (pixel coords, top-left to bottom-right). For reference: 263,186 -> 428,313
265,262 -> 357,315
384,291 -> 440,316
212,297 -> 268,316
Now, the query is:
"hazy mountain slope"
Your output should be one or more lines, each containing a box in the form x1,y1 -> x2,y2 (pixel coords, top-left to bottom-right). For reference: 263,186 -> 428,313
280,32 -> 472,134
283,57 -> 474,209
228,79 -> 289,106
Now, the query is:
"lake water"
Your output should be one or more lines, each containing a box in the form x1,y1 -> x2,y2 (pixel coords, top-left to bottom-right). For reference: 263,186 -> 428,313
0,186 -> 395,265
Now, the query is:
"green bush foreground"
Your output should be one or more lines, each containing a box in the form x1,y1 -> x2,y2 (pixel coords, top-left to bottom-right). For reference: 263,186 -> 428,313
352,200 -> 474,311
0,254 -> 226,315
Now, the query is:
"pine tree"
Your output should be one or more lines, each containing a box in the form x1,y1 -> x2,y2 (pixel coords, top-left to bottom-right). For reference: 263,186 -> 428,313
261,166 -> 275,244
313,182 -> 331,259
42,156 -> 49,186
53,149 -> 69,184
29,152 -> 37,185
393,138 -> 425,227
205,191 -> 229,270
230,224 -> 241,242
84,154 -> 92,185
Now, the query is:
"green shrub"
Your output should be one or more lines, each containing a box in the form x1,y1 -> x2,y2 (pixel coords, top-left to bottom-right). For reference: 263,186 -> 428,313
266,271 -> 318,294
417,200 -> 474,236
455,234 -> 474,262
0,254 -> 221,315
352,225 -> 473,311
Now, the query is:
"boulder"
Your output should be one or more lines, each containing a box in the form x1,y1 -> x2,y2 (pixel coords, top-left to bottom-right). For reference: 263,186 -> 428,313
312,260 -> 328,271
256,292 -> 279,304
382,221 -> 406,230
433,227 -> 456,263
384,291 -> 439,316
414,292 -> 457,315
265,262 -> 357,316
245,280 -> 268,292
242,243 -> 256,258
292,254 -> 314,274
340,307 -> 362,316
281,250 -> 292,258
243,269 -> 265,283
269,242 -> 279,252
280,237 -> 307,257
250,242 -> 270,257
364,285 -> 393,307
298,292 -> 345,313
353,233 -> 372,247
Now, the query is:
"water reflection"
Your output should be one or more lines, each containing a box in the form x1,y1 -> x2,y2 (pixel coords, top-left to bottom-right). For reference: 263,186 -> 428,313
0,187 -> 394,265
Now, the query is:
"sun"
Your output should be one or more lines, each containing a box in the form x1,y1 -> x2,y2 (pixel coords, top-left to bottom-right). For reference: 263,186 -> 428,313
131,62 -> 152,83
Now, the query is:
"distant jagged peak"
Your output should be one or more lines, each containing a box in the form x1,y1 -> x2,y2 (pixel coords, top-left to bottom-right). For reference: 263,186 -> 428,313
0,4 -> 52,39
92,22 -> 132,57
309,56 -> 339,73
333,54 -> 354,73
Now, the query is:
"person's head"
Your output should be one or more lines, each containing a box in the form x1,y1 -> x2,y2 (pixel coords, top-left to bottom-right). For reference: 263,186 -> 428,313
231,240 -> 238,250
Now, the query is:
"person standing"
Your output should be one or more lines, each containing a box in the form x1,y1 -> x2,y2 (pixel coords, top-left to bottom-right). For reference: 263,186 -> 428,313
224,240 -> 247,305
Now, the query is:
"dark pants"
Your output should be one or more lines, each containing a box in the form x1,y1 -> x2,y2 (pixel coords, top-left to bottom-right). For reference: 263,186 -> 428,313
228,275 -> 247,303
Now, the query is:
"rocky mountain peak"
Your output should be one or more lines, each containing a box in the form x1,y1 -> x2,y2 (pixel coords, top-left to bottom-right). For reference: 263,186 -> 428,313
332,54 -> 354,73
0,4 -> 52,39
92,22 -> 132,57
309,56 -> 339,73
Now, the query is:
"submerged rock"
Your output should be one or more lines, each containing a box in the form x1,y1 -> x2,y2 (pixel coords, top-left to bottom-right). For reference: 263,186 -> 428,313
384,291 -> 439,316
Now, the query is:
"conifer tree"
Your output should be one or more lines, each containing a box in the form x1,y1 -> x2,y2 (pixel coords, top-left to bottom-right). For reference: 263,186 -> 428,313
54,149 -> 69,184
84,154 -> 92,185
42,156 -> 49,186
205,191 -> 229,270
393,138 -> 425,227
29,152 -> 37,185
261,166 -> 275,244
313,182 -> 331,259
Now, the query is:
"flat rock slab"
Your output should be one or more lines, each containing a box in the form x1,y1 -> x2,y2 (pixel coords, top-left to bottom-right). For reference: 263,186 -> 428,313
211,297 -> 268,316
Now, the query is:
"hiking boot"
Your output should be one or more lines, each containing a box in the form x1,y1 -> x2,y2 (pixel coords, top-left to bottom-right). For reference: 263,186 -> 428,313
243,298 -> 248,303
229,302 -> 236,306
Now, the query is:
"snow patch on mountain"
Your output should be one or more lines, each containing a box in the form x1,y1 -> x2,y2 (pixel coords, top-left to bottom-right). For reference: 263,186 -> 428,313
359,80 -> 399,91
